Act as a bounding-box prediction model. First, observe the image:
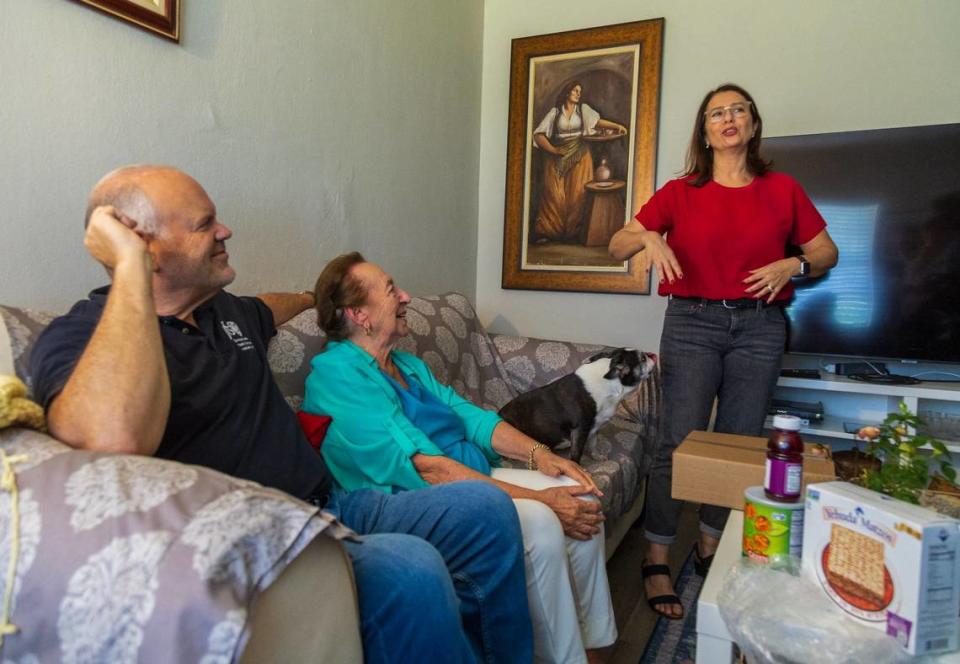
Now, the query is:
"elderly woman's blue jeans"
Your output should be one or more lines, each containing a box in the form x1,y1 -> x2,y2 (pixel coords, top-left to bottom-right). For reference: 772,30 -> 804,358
643,298 -> 787,545
326,480 -> 533,664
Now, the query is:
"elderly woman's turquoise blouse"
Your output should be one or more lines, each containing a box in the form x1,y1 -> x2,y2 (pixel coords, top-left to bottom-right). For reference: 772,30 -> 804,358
303,339 -> 502,493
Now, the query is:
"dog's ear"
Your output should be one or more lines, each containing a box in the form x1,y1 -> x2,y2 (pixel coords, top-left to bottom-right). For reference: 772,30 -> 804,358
585,350 -> 610,364
603,352 -> 625,380
603,363 -> 619,380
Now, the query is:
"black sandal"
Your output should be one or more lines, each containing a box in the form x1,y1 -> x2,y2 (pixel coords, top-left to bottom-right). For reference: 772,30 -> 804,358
641,561 -> 684,620
693,543 -> 715,577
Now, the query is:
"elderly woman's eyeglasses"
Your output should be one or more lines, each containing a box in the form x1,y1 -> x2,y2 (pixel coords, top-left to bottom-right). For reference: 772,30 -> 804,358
705,102 -> 752,124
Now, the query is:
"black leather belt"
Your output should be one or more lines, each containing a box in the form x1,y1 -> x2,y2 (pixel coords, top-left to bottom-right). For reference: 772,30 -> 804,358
670,296 -> 777,309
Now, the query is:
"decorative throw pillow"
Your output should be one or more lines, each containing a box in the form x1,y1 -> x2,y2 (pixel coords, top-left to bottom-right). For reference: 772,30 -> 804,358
296,411 -> 333,452
0,427 -> 354,663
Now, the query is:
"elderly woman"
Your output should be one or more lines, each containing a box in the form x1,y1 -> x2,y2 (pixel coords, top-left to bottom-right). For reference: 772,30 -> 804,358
303,252 -> 616,664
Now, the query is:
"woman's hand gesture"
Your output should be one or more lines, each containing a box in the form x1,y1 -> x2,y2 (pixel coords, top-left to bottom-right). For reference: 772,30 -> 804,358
539,485 -> 605,540
609,221 -> 683,281
744,257 -> 800,303
534,448 -> 602,496
640,230 -> 683,284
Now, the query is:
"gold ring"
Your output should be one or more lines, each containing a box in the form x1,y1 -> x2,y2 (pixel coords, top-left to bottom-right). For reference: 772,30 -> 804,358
767,284 -> 774,292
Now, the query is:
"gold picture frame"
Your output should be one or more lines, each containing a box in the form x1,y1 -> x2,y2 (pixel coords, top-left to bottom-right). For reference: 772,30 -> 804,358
72,0 -> 180,42
501,19 -> 663,294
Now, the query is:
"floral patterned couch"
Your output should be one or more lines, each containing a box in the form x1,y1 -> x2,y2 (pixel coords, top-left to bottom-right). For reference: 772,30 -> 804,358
267,292 -> 662,556
0,290 -> 660,661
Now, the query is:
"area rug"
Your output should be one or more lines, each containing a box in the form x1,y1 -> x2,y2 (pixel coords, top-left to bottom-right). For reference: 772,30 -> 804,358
639,550 -> 704,664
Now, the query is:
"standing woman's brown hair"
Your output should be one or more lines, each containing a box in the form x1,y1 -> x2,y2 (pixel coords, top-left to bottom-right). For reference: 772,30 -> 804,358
683,83 -> 771,187
313,251 -> 368,341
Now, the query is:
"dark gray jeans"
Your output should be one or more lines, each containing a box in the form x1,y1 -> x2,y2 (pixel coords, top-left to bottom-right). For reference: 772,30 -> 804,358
644,297 -> 786,545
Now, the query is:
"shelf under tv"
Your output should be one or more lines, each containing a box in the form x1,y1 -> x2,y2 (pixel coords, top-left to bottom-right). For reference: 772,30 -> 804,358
770,374 -> 960,453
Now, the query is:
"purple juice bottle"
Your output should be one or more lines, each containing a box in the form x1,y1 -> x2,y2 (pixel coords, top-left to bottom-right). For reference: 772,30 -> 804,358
764,415 -> 804,502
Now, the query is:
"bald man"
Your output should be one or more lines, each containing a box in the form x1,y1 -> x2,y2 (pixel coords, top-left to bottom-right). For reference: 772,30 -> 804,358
30,166 -> 533,663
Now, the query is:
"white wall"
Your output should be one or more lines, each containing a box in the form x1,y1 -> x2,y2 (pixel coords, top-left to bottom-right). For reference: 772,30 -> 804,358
0,0 -> 483,311
477,0 -> 960,350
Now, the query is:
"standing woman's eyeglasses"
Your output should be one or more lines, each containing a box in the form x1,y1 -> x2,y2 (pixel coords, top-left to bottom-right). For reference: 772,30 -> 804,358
705,101 -> 752,124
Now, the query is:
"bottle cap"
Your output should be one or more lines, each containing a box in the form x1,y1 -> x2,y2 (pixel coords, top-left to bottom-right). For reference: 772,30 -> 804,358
772,414 -> 802,431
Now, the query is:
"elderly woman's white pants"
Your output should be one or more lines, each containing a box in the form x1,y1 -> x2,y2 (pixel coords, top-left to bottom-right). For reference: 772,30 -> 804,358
491,468 -> 617,664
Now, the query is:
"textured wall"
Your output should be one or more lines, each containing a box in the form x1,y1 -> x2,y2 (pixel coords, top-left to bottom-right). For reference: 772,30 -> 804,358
0,1 -> 482,310
476,0 -> 960,350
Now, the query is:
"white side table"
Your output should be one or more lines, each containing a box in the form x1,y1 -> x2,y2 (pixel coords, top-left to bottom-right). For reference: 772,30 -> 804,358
695,509 -> 742,664
694,510 -> 960,662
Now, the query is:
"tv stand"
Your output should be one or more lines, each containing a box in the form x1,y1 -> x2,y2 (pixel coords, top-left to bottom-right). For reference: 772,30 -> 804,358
770,373 -> 960,453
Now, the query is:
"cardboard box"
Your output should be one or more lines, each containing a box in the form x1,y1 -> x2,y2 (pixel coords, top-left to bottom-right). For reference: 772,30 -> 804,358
803,482 -> 960,655
671,430 -> 835,510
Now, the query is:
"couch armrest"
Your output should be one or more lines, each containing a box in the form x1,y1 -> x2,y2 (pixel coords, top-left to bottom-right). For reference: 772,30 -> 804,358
243,535 -> 361,663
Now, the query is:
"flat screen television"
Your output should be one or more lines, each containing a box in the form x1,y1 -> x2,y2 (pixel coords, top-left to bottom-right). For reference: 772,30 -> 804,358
763,123 -> 960,364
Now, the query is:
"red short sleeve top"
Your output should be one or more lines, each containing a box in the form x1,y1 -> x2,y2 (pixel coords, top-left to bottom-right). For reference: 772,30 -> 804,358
634,172 -> 826,301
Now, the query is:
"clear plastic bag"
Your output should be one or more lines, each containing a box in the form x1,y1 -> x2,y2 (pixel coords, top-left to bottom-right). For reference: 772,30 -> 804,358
717,559 -> 914,664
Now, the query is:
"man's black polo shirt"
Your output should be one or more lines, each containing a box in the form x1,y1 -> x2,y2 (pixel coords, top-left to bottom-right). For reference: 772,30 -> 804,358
30,287 -> 332,503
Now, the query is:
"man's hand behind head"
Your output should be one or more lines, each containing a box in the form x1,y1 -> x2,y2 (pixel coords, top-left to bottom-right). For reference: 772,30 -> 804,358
84,205 -> 152,273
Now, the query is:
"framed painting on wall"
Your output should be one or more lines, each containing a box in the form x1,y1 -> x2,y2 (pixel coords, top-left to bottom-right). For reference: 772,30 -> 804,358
501,19 -> 663,294
71,0 -> 180,42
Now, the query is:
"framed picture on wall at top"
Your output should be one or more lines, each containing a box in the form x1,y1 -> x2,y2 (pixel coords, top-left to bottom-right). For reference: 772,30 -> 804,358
501,19 -> 663,294
70,0 -> 180,42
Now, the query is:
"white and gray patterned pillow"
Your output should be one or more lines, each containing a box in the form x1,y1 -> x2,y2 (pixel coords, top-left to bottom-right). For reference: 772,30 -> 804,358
0,428 -> 352,663
0,305 -> 55,390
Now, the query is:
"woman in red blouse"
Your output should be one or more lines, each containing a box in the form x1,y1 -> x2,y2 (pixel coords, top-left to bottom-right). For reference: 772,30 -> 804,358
609,83 -> 838,620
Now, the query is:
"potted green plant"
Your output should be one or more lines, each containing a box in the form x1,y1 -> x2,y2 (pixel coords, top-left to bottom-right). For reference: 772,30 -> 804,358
852,403 -> 959,512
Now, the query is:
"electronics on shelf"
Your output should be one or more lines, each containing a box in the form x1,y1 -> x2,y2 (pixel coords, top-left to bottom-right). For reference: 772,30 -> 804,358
847,373 -> 922,385
768,398 -> 824,424
779,368 -> 821,379
833,362 -> 887,376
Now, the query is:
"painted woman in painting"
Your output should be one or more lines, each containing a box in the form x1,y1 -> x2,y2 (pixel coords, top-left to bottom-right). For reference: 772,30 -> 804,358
532,81 -> 627,243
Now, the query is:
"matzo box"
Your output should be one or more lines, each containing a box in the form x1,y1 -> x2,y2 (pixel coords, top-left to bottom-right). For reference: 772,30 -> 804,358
803,481 -> 960,655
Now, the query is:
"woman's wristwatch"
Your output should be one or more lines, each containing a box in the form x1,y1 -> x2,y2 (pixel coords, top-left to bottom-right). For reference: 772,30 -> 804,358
796,255 -> 810,276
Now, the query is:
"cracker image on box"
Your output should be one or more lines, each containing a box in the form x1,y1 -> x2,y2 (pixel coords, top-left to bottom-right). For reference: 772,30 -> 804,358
802,481 -> 960,656
826,524 -> 886,607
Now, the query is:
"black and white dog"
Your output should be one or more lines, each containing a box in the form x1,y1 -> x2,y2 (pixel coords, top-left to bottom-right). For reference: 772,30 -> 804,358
498,348 -> 657,464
